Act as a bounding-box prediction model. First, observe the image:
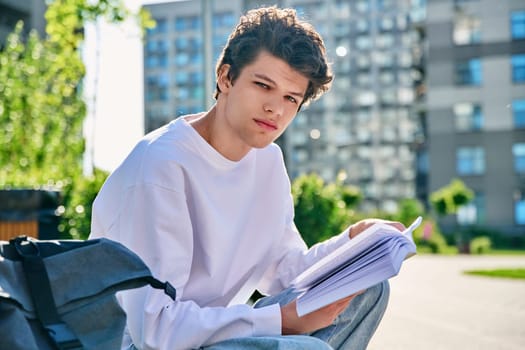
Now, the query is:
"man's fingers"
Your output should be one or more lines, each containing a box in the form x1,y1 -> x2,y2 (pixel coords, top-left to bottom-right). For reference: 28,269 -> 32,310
387,222 -> 406,231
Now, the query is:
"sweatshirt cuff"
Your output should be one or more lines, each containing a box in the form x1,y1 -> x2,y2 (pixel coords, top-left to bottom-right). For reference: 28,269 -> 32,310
252,303 -> 282,336
323,227 -> 352,249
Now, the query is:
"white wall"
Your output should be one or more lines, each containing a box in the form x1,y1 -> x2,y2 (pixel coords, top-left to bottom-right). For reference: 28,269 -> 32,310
83,0 -> 145,173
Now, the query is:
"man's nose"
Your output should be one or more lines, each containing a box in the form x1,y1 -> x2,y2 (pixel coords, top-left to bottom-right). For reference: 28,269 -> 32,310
263,97 -> 284,117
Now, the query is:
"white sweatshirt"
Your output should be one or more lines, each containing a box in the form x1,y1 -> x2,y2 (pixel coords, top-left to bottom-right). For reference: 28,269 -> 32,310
90,116 -> 350,349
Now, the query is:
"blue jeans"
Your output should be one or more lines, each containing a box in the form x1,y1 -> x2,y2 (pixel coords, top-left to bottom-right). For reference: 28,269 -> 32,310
202,281 -> 390,350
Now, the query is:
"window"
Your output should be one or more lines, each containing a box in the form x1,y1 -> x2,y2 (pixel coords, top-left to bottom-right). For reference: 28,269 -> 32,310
398,88 -> 414,105
147,18 -> 167,35
175,53 -> 190,66
376,51 -> 394,68
455,58 -> 482,85
145,56 -> 158,68
156,19 -> 167,33
516,198 -> 525,225
398,51 -> 412,68
515,189 -> 525,225
511,54 -> 525,83
191,86 -> 204,99
356,55 -> 371,69
175,72 -> 188,86
335,0 -> 351,17
145,39 -> 169,68
377,0 -> 395,11
213,12 -> 235,28
175,37 -> 188,51
454,103 -> 483,131
334,21 -> 351,36
190,52 -> 202,65
513,143 -> 525,173
398,70 -> 413,85
379,71 -> 395,85
511,10 -> 525,40
453,14 -> 481,45
355,36 -> 372,50
177,87 -> 190,99
458,192 -> 485,225
355,0 -> 369,13
189,72 -> 203,85
381,89 -> 397,105
175,16 -> 200,31
355,19 -> 369,33
457,146 -> 485,175
357,73 -> 371,87
454,0 -> 476,4
376,34 -> 395,48
416,151 -> 429,173
513,99 -> 525,128
146,74 -> 169,102
378,16 -> 395,32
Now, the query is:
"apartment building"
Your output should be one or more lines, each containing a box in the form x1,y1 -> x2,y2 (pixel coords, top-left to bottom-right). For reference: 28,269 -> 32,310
143,0 -> 243,132
143,0 -> 426,214
426,0 -> 525,234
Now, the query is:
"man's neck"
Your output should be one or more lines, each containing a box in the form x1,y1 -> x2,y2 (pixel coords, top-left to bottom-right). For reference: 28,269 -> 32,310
189,105 -> 251,162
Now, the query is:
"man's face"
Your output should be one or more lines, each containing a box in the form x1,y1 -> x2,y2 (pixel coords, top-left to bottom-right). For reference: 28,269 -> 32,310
217,51 -> 309,151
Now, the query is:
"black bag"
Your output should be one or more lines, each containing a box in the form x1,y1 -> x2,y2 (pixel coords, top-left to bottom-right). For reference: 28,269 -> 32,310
0,236 -> 176,350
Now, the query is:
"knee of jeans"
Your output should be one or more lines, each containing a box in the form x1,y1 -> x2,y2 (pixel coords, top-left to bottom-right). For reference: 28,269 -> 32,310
291,336 -> 334,350
372,280 -> 390,309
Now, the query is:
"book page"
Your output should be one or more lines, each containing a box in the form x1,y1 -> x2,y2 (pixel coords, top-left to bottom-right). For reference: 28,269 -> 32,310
293,216 -> 422,316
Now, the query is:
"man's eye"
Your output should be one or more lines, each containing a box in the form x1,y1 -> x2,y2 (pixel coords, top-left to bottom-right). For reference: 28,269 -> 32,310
286,96 -> 298,104
255,82 -> 269,89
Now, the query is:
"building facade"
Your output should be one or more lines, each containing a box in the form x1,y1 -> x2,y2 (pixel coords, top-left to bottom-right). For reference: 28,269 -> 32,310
143,0 -> 426,214
426,0 -> 525,234
143,0 -> 243,132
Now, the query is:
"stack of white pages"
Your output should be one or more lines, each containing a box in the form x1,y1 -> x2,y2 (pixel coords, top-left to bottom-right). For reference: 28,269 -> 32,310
291,216 -> 422,316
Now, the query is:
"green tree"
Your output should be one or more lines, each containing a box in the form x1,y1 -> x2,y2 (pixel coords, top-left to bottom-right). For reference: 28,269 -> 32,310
395,198 -> 425,225
0,0 -> 153,239
0,22 -> 85,187
292,173 -> 362,247
430,178 -> 474,216
429,178 -> 475,253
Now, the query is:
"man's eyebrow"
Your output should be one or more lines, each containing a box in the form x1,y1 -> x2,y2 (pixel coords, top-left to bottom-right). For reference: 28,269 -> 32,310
253,73 -> 305,99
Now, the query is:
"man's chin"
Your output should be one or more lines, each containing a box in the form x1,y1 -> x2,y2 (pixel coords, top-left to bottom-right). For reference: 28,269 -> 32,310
252,140 -> 274,149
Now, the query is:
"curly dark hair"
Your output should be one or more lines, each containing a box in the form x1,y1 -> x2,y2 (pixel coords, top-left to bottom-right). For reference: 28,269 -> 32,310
214,6 -> 333,107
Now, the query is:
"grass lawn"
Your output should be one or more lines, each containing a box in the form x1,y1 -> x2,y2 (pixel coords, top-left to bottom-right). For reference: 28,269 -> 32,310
488,249 -> 525,256
464,268 -> 525,280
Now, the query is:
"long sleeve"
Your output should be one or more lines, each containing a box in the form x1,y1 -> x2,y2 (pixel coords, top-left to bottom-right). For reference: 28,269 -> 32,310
91,172 -> 282,349
257,187 -> 351,296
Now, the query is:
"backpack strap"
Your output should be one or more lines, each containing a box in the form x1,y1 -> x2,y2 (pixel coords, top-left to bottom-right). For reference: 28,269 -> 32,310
12,236 -> 84,350
144,276 -> 177,301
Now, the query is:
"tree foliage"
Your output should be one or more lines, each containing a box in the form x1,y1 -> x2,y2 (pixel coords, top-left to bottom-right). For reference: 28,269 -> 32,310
0,21 -> 85,188
292,173 -> 362,247
430,178 -> 474,216
0,0 -> 153,239
395,198 -> 425,224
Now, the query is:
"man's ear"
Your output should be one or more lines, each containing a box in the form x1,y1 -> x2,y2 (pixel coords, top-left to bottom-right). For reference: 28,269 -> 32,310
217,64 -> 232,93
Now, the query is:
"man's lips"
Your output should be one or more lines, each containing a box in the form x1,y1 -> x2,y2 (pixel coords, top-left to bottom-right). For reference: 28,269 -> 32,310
254,119 -> 278,131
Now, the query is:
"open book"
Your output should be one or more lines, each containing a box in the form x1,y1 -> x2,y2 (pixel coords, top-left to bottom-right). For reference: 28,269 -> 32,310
291,216 -> 422,316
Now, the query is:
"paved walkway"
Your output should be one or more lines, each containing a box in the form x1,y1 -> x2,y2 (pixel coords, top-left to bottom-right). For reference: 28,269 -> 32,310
367,255 -> 525,350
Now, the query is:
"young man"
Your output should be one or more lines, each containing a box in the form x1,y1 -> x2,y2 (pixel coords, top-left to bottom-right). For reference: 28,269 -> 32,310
90,6 -> 405,350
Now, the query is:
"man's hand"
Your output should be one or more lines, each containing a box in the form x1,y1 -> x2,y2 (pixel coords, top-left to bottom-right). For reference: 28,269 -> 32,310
348,218 -> 406,239
280,292 -> 363,335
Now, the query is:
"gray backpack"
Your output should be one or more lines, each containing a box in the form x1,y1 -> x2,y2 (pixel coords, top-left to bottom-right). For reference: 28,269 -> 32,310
0,236 -> 176,350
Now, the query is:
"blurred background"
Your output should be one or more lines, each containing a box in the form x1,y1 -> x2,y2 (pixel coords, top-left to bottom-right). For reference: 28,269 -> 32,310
0,0 -> 524,253
1,1 -> 525,349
